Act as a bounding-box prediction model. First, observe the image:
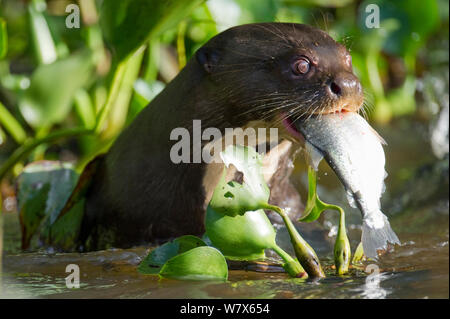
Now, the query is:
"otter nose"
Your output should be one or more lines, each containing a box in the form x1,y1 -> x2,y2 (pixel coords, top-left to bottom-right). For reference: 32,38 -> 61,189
327,72 -> 362,99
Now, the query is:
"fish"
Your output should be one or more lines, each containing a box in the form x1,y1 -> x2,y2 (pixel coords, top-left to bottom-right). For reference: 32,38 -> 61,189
295,112 -> 400,259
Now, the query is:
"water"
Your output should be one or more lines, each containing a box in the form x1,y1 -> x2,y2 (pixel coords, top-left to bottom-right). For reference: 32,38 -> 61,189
1,230 -> 447,299
1,119 -> 448,299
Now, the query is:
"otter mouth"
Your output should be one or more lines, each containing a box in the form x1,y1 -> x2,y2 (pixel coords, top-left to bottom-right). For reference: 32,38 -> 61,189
282,116 -> 304,141
281,107 -> 354,142
316,104 -> 355,114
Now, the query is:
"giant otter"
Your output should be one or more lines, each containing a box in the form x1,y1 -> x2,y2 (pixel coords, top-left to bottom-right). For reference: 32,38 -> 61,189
77,23 -> 363,251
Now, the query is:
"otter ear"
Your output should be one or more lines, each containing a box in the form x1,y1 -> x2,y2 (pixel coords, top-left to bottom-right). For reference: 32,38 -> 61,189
195,47 -> 220,73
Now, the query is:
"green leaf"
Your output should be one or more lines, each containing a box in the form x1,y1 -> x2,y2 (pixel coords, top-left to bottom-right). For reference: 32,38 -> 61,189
100,0 -> 204,61
0,18 -> 8,59
300,166 -> 326,222
16,161 -> 79,249
100,46 -> 146,139
210,172 -> 266,217
206,145 -> 275,258
205,206 -> 276,261
138,235 -> 206,274
18,49 -> 95,129
159,246 -> 228,281
352,242 -> 365,265
210,145 -> 270,217
17,178 -> 50,249
300,166 -> 341,223
206,145 -> 306,277
42,199 -> 85,251
28,0 -> 57,64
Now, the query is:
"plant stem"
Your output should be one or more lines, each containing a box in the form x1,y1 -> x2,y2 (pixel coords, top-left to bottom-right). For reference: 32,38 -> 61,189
0,127 -> 93,180
263,203 -> 325,278
271,244 -> 307,278
94,60 -> 127,134
333,205 -> 351,275
0,101 -> 27,144
176,20 -> 187,69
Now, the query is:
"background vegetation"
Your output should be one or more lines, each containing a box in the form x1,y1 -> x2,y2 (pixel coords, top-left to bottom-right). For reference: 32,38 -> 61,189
0,0 -> 448,214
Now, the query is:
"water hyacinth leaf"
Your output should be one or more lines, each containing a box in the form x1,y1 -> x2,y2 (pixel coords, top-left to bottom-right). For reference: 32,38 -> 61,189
100,0 -> 204,61
206,145 -> 306,277
43,156 -> 105,250
300,166 -> 336,223
221,144 -> 270,202
18,49 -> 94,129
209,172 -> 265,217
16,161 -> 79,249
205,206 -> 276,261
17,179 -> 50,249
159,246 -> 228,281
138,235 -> 206,274
300,166 -> 325,222
42,199 -> 85,251
210,145 -> 270,217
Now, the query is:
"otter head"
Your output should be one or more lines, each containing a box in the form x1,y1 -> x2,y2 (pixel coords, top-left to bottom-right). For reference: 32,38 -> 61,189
194,23 -> 364,141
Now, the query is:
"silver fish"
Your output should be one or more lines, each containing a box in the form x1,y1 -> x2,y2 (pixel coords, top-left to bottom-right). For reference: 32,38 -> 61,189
296,112 -> 400,258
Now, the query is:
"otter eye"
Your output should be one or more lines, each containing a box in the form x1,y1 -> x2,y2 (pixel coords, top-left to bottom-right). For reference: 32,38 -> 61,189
293,57 -> 310,75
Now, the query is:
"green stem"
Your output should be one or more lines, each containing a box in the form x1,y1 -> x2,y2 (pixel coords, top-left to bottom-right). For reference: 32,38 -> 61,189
144,39 -> 160,82
263,203 -> 325,278
74,89 -> 96,129
94,46 -> 145,136
102,47 -> 145,139
366,52 -> 384,99
94,61 -> 127,134
176,20 -> 187,69
0,18 -> 8,59
0,127 -> 93,180
0,101 -> 27,144
271,244 -> 307,278
333,206 -> 351,275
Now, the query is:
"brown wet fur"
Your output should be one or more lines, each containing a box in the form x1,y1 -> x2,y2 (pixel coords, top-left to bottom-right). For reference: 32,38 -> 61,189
77,23 -> 363,251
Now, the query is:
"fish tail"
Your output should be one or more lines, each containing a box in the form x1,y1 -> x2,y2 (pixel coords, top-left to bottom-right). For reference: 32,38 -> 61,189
361,212 -> 400,259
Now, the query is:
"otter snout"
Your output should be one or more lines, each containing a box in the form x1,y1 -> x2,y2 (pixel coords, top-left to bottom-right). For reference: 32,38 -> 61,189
327,72 -> 363,112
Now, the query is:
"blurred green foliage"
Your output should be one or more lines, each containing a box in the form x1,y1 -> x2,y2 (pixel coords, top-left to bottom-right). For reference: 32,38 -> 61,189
0,0 -> 448,184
